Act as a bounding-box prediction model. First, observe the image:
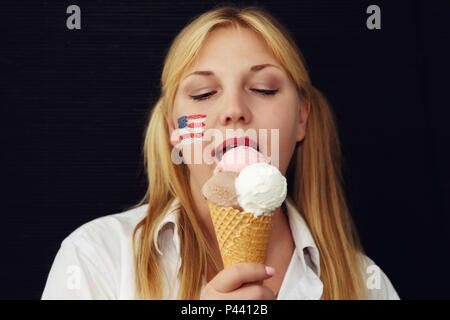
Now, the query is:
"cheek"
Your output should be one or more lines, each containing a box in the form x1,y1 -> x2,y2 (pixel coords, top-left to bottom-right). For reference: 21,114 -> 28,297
259,104 -> 298,174
259,102 -> 298,140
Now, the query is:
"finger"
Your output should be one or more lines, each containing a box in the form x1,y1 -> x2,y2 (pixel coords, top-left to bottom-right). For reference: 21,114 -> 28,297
211,263 -> 275,293
218,284 -> 275,300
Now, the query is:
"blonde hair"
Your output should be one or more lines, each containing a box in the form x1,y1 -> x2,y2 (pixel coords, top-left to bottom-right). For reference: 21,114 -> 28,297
132,5 -> 368,299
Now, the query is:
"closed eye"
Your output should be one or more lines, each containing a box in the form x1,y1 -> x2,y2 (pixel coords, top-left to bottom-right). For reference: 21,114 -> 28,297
189,89 -> 279,101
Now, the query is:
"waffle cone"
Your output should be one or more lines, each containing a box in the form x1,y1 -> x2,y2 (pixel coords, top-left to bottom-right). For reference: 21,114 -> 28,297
207,201 -> 273,268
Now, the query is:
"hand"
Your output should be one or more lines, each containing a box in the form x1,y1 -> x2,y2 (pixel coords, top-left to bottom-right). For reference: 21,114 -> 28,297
201,263 -> 276,300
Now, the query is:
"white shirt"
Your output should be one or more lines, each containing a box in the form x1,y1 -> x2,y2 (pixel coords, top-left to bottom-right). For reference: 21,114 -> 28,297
41,198 -> 400,300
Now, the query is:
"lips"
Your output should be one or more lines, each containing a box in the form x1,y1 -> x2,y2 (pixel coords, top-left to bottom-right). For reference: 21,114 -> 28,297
214,137 -> 260,161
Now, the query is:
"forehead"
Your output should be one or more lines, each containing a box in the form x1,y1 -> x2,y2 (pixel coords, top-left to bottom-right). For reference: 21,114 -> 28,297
185,25 -> 278,73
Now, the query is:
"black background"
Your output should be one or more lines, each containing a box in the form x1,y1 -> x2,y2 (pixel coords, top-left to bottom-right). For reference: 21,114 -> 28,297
2,0 -> 449,299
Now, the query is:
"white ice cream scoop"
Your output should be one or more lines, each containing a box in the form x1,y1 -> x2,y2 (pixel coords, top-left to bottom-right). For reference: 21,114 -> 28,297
234,162 -> 287,217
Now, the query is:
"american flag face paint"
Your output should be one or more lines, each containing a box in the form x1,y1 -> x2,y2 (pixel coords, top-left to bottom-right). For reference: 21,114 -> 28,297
177,114 -> 206,144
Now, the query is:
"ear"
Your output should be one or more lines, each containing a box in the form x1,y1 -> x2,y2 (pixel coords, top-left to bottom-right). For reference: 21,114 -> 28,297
164,111 -> 179,148
296,97 -> 311,142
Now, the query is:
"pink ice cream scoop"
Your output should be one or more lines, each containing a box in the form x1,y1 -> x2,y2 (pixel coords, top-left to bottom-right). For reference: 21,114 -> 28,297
213,146 -> 270,175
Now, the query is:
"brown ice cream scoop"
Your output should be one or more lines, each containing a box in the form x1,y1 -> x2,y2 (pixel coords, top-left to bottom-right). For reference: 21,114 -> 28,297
201,171 -> 241,210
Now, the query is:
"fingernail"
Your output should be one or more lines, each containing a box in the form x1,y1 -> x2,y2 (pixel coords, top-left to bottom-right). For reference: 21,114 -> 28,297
265,266 -> 275,276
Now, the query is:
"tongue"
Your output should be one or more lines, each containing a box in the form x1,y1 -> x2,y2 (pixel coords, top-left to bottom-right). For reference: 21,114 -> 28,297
213,146 -> 270,175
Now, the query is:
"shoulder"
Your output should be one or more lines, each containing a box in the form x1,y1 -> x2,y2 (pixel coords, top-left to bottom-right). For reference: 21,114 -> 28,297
41,204 -> 148,299
62,203 -> 148,252
358,253 -> 401,300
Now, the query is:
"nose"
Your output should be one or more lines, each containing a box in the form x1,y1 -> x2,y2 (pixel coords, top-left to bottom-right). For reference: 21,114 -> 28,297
219,90 -> 252,126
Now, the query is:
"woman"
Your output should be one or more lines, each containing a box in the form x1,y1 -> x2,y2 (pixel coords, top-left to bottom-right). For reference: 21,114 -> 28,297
42,5 -> 399,300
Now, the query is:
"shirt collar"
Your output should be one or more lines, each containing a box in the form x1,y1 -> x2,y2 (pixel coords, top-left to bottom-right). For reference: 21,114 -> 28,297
153,198 -> 181,257
153,196 -> 321,278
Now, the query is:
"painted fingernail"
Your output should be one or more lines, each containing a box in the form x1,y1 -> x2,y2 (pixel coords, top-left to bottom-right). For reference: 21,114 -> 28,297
265,266 -> 275,276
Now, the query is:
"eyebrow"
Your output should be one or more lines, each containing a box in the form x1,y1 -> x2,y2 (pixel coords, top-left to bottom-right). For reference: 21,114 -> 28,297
182,63 -> 281,81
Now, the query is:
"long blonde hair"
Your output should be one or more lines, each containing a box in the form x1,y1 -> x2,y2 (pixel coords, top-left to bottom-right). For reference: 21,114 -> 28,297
132,5 -> 368,299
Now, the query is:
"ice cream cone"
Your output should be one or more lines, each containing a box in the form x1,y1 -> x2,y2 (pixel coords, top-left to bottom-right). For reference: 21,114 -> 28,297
207,201 -> 273,268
